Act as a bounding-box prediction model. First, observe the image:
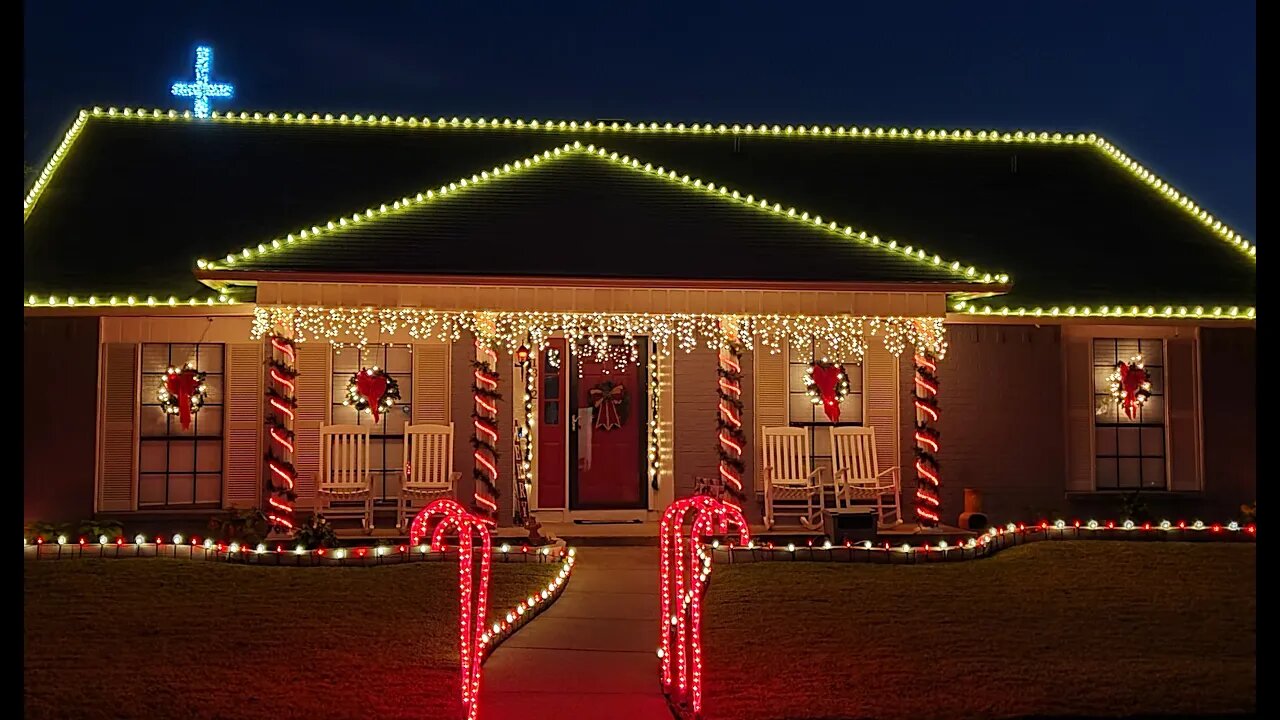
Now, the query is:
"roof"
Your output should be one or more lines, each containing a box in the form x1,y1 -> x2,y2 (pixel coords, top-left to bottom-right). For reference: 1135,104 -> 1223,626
23,107 -> 1256,319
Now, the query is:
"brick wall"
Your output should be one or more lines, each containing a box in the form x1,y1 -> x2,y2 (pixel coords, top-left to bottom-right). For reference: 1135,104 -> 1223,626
1200,327 -> 1256,517
931,324 -> 1067,522
25,317 -> 100,522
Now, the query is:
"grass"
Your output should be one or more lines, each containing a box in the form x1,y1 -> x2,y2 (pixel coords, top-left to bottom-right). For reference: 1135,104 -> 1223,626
702,542 -> 1255,720
24,558 -> 562,720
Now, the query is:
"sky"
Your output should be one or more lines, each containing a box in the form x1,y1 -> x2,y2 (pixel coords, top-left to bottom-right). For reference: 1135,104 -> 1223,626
24,2 -> 1256,237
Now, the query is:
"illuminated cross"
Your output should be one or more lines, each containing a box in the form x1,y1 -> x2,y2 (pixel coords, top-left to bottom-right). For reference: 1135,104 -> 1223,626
171,46 -> 234,118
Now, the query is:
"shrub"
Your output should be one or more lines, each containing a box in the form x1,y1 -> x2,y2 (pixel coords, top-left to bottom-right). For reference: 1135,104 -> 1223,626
207,508 -> 270,545
293,514 -> 340,550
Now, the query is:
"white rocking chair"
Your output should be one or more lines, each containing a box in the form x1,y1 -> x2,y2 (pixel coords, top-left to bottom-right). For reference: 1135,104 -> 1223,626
316,425 -> 375,531
829,426 -> 902,526
760,426 -> 825,531
397,423 -> 461,530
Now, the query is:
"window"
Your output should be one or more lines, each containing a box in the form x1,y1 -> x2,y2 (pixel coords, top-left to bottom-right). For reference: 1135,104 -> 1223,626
138,343 -> 224,506
332,344 -> 413,501
1093,338 -> 1166,490
787,341 -> 864,475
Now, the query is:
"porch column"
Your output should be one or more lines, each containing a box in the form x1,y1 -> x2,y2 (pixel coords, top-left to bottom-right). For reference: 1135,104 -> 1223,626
912,351 -> 941,526
716,316 -> 747,510
470,315 -> 501,524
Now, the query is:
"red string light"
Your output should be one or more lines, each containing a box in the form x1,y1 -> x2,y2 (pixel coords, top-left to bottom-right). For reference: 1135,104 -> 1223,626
265,335 -> 298,532
409,499 -> 493,720
471,341 -> 502,523
660,495 -> 750,716
913,352 -> 942,527
716,324 -> 748,505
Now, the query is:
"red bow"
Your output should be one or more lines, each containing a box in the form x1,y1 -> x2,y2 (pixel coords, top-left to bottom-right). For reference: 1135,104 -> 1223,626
1118,362 -> 1148,420
810,364 -> 843,423
356,370 -> 388,422
590,382 -> 626,430
165,368 -> 201,430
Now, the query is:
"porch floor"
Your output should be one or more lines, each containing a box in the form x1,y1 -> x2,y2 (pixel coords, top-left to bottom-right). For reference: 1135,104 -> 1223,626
332,521 -> 974,546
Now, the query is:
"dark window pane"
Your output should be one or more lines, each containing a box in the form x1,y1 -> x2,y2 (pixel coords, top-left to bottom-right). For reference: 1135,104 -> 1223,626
544,401 -> 560,425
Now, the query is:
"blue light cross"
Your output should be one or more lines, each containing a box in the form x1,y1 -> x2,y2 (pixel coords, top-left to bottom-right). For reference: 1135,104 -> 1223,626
171,46 -> 234,118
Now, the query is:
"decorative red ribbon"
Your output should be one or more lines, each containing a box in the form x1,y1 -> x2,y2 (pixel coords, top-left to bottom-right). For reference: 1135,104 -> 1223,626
409,499 -> 492,720
355,369 -> 388,422
1117,362 -> 1149,420
589,382 -> 626,430
165,368 -> 201,430
809,364 -> 843,423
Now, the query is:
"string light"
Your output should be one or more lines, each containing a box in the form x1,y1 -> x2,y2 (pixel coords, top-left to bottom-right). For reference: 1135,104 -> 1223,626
170,46 -> 234,119
950,299 -> 1255,321
25,109 -> 1252,266
265,335 -> 298,531
24,294 -> 237,308
253,307 -> 949,363
716,318 -> 747,507
201,141 -> 1000,287
470,325 -> 502,524
913,352 -> 942,526
659,496 -> 750,716
512,347 -> 535,524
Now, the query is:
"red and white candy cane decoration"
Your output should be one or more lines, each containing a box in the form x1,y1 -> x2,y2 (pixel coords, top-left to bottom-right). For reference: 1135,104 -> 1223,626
471,338 -> 502,524
659,495 -> 750,716
913,351 -> 942,527
715,318 -> 747,509
265,335 -> 298,531
409,498 -> 493,720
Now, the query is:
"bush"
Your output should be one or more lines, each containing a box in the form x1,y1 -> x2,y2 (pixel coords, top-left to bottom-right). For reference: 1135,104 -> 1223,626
293,514 -> 340,550
207,508 -> 269,545
1119,490 -> 1151,523
1240,501 -> 1256,523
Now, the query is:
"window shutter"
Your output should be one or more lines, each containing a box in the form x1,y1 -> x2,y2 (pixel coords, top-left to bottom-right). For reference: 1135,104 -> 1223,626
863,343 -> 900,474
1166,337 -> 1203,491
98,343 -> 138,512
1063,336 -> 1094,492
413,341 -> 451,424
293,342 -> 330,504
754,347 -> 787,478
223,343 -> 264,508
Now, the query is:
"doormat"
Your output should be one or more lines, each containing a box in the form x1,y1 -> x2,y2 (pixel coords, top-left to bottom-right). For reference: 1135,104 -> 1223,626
573,519 -> 645,525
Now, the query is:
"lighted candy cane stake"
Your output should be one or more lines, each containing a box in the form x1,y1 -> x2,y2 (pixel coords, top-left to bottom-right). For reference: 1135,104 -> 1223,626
409,498 -> 493,720
659,495 -> 750,716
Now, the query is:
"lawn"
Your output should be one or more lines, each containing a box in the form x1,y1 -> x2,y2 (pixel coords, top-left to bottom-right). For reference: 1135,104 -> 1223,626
24,558 -> 561,720
702,542 -> 1255,720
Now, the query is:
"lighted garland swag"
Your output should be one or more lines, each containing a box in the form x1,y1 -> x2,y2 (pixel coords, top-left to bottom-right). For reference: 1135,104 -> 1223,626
470,359 -> 502,502
714,341 -> 747,505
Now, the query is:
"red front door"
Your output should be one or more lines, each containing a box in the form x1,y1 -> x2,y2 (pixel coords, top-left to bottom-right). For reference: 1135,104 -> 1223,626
569,340 -> 648,510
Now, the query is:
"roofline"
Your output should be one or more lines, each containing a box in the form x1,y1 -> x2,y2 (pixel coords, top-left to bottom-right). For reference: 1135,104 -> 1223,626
23,303 -> 252,318
196,269 -> 1007,295
200,140 -> 1005,288
946,312 -> 1254,327
25,106 -> 1256,269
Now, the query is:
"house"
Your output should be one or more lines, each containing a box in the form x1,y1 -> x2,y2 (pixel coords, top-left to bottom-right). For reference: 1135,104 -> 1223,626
23,107 -> 1256,534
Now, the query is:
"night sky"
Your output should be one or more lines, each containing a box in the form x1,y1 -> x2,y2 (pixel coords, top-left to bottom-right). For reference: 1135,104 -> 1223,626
24,2 -> 1255,237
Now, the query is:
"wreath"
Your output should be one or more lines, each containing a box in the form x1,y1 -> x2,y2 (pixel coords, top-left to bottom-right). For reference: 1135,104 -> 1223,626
589,380 -> 629,430
158,365 -> 208,430
1108,355 -> 1152,420
345,366 -> 402,422
805,361 -> 850,423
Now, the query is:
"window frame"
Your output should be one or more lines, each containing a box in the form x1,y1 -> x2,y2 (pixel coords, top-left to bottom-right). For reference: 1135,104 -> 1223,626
1091,337 -> 1170,492
137,342 -> 225,508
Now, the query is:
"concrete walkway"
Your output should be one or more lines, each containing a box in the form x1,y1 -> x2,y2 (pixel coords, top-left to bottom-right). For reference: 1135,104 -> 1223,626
480,547 -> 670,719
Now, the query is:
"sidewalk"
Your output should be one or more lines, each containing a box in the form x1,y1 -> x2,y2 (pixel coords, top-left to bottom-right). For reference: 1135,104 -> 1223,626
480,547 -> 670,719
